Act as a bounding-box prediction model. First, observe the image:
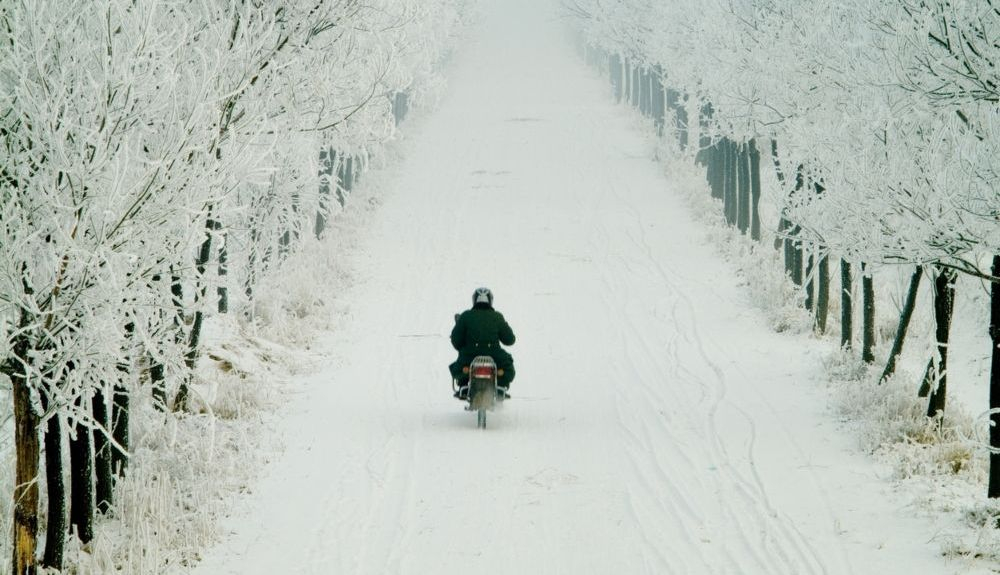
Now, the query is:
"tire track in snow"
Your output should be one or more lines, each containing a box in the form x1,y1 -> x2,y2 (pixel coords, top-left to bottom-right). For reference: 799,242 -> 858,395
622,325 -> 768,574
574,191 -> 681,572
361,160 -> 471,574
610,327 -> 704,572
585,195 -> 725,573
582,176 -> 825,573
590,220 -> 765,574
612,190 -> 836,574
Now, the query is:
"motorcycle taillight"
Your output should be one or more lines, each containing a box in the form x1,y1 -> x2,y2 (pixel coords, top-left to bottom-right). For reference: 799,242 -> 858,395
472,366 -> 493,378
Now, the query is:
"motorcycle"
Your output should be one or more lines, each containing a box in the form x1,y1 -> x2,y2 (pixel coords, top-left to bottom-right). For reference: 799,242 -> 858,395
454,355 -> 505,429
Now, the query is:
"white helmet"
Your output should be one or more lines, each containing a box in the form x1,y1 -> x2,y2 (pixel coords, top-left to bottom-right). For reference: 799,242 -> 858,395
473,287 -> 493,306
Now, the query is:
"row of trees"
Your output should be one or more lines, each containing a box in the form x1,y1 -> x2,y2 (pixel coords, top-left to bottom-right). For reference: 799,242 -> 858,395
566,0 -> 999,496
0,1 -> 467,573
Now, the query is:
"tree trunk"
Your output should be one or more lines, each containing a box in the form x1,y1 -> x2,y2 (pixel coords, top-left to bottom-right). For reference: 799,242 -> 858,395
639,69 -> 650,115
343,157 -> 355,198
215,220 -> 228,314
737,142 -> 750,234
648,75 -> 656,119
777,216 -> 790,254
150,360 -> 167,411
805,176 -> 828,330
69,394 -> 94,544
112,325 -> 132,478
816,253 -> 830,333
805,249 -> 815,312
335,156 -> 350,208
788,226 -> 803,286
724,140 -> 737,226
244,216 -> 260,306
862,263 -> 876,363
154,268 -> 183,411
642,71 -> 649,113
392,91 -> 409,125
749,139 -> 762,241
11,335 -> 39,575
729,140 -> 739,226
7,296 -> 38,575
40,353 -> 73,568
770,139 -> 787,187
926,267 -> 957,418
722,140 -> 731,219
149,274 -> 168,411
646,71 -> 654,116
609,54 -> 622,102
841,259 -> 853,349
786,167 -> 806,286
316,147 -> 337,238
770,141 -> 793,254
918,358 -> 935,397
708,142 -> 723,199
988,255 -> 1000,498
93,387 -> 113,514
651,68 -> 665,136
665,88 -> 686,149
675,94 -> 688,151
623,60 -> 632,103
171,269 -> 184,323
288,190 -> 302,247
698,103 -> 713,155
41,407 -> 65,571
880,267 -> 923,383
112,384 -> 129,479
631,65 -> 640,107
178,214 -> 216,411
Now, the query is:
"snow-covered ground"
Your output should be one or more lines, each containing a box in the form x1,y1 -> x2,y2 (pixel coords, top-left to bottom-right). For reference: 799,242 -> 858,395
189,1 -> 995,573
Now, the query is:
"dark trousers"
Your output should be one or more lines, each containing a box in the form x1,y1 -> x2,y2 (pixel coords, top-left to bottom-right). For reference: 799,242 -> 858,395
450,348 -> 515,388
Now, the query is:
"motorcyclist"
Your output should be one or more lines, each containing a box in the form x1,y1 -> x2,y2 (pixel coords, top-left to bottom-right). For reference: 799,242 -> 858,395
450,287 -> 516,399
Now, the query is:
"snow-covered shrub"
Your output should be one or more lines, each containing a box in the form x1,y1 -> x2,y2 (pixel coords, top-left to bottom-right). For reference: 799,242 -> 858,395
246,166 -> 388,346
828,359 -> 980,476
729,238 -> 813,335
832,367 -> 932,456
930,489 -> 1000,563
59,322 -> 292,575
186,318 -> 292,420
249,235 -> 357,344
821,346 -> 870,383
963,502 -> 1000,533
821,350 -> 1000,560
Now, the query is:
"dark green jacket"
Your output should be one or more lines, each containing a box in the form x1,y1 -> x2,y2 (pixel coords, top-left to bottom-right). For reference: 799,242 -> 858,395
451,304 -> 515,354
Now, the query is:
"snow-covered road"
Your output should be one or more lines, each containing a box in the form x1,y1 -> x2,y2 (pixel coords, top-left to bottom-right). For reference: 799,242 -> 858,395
191,1 -> 982,573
